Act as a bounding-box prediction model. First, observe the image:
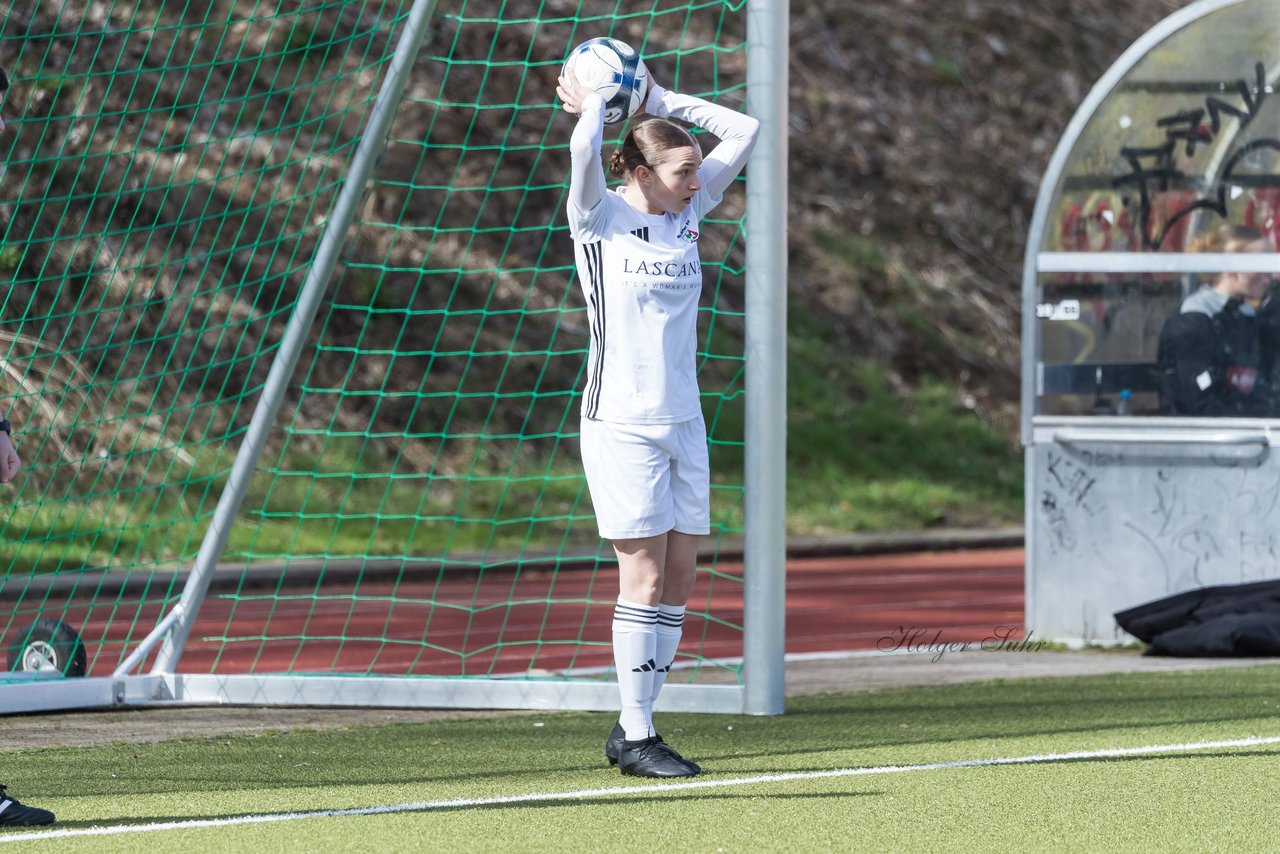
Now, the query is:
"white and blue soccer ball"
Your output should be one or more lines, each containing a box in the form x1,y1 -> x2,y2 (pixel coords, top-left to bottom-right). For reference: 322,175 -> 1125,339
563,37 -> 649,125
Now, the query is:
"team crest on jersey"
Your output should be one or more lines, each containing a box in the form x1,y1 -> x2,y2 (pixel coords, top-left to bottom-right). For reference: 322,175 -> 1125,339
676,221 -> 699,243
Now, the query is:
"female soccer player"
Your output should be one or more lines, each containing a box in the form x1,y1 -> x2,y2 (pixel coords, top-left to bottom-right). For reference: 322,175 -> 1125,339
557,64 -> 759,778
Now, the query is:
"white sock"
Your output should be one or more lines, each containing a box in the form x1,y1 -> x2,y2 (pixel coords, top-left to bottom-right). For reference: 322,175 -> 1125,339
646,604 -> 685,733
612,597 -> 658,742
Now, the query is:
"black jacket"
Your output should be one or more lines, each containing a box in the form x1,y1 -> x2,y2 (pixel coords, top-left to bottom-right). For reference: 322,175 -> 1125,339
1156,286 -> 1266,416
1116,580 -> 1280,656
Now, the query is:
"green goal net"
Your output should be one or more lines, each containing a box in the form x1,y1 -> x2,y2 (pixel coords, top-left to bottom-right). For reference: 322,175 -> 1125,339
0,1 -> 756,700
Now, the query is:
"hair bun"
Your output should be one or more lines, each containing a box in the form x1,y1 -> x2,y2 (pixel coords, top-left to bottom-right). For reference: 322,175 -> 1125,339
608,149 -> 627,178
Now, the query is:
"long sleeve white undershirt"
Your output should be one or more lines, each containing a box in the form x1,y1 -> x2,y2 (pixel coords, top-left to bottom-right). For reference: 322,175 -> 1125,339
568,84 -> 759,221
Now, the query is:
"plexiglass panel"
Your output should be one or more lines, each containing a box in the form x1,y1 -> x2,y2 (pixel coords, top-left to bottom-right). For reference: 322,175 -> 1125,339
1034,0 -> 1280,418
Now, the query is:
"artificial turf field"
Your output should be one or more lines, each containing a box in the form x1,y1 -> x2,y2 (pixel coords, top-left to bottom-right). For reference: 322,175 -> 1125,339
4,664 -> 1280,851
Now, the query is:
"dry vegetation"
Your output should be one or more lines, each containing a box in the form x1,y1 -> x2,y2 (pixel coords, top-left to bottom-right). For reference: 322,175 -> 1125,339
0,0 -> 1189,477
782,0 -> 1184,432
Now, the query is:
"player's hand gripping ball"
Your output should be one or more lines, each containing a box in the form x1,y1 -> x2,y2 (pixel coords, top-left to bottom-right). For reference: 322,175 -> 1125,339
562,38 -> 650,125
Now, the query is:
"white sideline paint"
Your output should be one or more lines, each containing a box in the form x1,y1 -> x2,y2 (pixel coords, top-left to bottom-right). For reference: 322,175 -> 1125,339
5,735 -> 1279,843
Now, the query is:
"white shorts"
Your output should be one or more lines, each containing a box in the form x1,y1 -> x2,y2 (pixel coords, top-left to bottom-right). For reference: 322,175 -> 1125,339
579,415 -> 711,540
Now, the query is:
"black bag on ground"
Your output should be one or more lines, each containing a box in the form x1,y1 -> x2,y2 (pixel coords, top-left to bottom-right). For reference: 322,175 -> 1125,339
1114,579 -> 1280,657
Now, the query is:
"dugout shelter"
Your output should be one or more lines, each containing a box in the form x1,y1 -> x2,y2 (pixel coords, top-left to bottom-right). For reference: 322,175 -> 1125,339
1023,0 -> 1280,643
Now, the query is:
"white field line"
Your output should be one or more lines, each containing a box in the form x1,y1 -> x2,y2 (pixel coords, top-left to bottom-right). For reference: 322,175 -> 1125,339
4,735 -> 1279,844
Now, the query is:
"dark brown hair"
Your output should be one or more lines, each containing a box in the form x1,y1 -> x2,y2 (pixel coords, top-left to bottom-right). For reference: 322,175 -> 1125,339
608,117 -> 698,179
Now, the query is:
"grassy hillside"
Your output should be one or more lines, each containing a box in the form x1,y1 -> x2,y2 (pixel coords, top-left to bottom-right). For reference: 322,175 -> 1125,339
0,1 -> 1189,540
775,0 -> 1186,527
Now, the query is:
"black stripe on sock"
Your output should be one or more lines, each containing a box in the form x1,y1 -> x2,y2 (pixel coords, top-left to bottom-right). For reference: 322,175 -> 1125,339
615,605 -> 658,622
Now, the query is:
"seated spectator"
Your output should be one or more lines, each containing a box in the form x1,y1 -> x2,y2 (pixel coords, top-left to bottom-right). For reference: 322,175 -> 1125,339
1156,225 -> 1275,416
1255,277 -> 1280,413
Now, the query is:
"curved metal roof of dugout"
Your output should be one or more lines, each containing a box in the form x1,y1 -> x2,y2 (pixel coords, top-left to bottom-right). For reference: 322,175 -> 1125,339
1022,0 -> 1280,442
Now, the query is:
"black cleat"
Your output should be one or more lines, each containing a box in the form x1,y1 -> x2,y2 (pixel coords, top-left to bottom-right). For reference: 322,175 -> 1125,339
606,722 -> 702,774
0,785 -> 55,827
618,736 -> 700,778
605,721 -> 626,765
662,740 -> 701,775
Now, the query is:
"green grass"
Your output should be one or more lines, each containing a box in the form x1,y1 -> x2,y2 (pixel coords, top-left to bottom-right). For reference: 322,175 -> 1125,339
1,297 -> 1022,577
703,299 -> 1023,535
1,370 -> 1019,575
783,302 -> 1021,532
5,665 -> 1280,851
0,436 -> 605,576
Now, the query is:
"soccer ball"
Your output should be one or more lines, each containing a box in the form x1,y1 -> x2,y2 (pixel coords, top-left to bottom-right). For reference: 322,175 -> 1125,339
563,37 -> 649,125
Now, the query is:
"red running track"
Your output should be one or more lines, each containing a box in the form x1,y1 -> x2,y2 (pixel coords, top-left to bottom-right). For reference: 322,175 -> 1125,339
61,548 -> 1025,678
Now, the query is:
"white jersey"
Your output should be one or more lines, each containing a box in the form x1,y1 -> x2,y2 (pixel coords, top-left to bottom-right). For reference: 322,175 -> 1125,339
567,85 -> 759,425
572,195 -> 707,423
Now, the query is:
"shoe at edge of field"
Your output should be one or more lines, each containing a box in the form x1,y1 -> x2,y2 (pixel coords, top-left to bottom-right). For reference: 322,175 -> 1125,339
618,736 -> 701,778
0,785 -> 55,827
605,722 -> 702,774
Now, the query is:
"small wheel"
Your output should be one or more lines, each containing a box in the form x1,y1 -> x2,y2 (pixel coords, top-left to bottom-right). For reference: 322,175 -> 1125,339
7,618 -> 87,677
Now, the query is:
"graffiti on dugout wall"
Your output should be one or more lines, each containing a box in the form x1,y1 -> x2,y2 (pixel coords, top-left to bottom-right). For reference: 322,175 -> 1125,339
1111,61 -> 1278,250
1038,450 -> 1280,593
1059,62 -> 1279,256
1038,450 -> 1107,556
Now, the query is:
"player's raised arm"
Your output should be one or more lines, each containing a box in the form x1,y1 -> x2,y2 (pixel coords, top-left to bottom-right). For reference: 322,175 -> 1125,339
559,69 -> 609,224
643,83 -> 760,204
